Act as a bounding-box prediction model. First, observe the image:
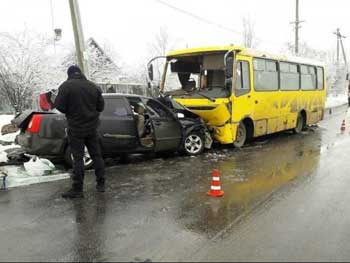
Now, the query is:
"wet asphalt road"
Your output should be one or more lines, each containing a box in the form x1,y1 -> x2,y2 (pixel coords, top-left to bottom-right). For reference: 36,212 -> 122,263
1,106 -> 350,262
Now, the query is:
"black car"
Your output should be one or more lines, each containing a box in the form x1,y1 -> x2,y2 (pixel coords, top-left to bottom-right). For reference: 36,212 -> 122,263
14,94 -> 212,168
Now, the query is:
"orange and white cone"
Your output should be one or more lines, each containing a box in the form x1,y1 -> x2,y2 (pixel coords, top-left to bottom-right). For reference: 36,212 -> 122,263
341,120 -> 346,133
207,169 -> 224,197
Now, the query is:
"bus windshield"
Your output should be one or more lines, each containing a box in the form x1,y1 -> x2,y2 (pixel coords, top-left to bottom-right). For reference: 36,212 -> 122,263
163,52 -> 231,98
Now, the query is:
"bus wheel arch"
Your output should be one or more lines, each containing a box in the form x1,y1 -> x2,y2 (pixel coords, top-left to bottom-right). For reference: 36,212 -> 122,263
234,117 -> 254,148
243,118 -> 254,140
300,110 -> 307,127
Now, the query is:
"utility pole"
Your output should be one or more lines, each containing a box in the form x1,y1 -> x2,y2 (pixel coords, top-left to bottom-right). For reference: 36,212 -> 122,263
291,0 -> 305,55
333,28 -> 347,66
69,0 -> 89,77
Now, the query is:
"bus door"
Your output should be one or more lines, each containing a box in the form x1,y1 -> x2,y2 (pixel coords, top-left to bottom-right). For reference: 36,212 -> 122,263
232,57 -> 254,125
250,59 -> 281,135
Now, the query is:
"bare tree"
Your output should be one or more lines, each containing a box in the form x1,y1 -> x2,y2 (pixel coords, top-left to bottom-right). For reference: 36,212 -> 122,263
124,27 -> 182,85
121,62 -> 148,84
146,27 -> 178,82
63,38 -> 121,84
149,26 -> 172,57
242,16 -> 258,49
0,30 -> 64,112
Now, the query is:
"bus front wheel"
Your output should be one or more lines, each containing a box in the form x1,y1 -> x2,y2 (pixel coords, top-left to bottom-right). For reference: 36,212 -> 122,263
234,122 -> 247,148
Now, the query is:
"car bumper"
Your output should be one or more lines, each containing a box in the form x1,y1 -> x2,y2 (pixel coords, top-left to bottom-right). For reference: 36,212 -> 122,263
16,132 -> 66,156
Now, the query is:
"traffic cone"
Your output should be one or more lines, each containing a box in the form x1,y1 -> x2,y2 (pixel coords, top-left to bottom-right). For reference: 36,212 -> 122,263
207,169 -> 224,197
341,120 -> 346,133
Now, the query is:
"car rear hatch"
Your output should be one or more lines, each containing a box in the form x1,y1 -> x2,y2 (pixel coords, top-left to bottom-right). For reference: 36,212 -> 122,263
14,111 -> 67,155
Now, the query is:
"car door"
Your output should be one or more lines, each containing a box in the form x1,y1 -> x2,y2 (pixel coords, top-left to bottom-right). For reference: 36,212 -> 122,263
99,97 -> 138,153
142,98 -> 183,152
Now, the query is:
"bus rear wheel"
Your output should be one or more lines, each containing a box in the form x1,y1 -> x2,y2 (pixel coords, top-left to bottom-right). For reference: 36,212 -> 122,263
293,113 -> 304,134
234,122 -> 247,148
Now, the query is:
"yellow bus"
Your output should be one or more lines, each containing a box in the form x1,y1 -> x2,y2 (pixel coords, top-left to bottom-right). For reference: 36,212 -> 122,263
147,45 -> 326,147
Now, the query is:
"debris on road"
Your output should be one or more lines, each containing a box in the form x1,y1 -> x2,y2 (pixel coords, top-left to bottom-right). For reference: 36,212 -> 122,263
23,156 -> 55,177
1,123 -> 19,136
4,147 -> 30,165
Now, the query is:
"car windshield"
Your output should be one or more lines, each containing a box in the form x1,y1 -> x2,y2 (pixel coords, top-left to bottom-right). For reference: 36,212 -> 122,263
164,52 -> 231,98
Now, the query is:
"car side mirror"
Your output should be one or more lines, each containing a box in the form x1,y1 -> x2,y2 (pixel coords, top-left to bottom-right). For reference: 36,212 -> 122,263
148,64 -> 154,81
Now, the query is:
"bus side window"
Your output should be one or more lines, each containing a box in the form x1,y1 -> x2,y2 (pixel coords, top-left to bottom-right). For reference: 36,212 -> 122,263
235,61 -> 251,96
317,67 -> 324,90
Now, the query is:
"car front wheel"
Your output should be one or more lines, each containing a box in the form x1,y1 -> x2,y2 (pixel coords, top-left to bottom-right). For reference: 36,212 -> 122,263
182,132 -> 204,156
64,146 -> 94,170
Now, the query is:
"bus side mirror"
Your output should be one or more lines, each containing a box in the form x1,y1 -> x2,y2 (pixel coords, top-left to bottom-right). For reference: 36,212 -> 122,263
346,73 -> 349,80
148,64 -> 154,81
225,57 -> 233,78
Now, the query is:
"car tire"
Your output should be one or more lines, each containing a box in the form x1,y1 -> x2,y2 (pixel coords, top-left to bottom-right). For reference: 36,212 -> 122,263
233,122 -> 247,148
64,146 -> 94,170
182,132 -> 204,156
119,153 -> 129,164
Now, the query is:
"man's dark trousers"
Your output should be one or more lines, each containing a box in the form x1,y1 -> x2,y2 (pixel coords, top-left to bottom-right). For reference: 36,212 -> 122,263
68,130 -> 105,190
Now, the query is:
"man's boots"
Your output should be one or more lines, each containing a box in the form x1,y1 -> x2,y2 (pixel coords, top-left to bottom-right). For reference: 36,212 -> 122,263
62,188 -> 84,199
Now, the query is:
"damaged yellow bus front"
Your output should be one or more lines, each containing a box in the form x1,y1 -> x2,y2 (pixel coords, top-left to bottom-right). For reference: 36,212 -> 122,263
148,45 -> 326,147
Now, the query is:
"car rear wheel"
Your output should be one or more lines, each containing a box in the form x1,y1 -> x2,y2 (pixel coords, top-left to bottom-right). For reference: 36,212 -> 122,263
233,122 -> 247,148
183,132 -> 204,156
64,146 -> 94,170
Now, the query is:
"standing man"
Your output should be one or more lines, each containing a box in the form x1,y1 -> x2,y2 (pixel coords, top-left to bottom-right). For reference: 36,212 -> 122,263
54,65 -> 105,198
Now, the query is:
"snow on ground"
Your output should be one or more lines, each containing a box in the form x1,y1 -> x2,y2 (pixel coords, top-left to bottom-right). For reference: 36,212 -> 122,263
0,115 -> 16,164
3,165 -> 70,188
0,114 -> 69,189
326,94 -> 348,109
0,115 -> 14,128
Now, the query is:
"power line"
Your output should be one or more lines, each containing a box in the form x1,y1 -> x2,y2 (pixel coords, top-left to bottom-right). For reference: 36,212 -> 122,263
154,0 -> 287,49
154,0 -> 306,53
154,0 -> 242,36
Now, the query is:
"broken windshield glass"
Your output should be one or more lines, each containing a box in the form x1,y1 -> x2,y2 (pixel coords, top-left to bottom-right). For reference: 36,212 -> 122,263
164,53 -> 231,98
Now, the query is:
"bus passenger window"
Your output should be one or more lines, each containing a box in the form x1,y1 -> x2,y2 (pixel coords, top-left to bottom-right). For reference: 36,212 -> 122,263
253,58 -> 278,91
280,62 -> 300,91
301,65 -> 316,90
235,61 -> 251,96
317,67 -> 324,90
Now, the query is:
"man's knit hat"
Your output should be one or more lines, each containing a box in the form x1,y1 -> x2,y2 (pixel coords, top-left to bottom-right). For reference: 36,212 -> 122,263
67,65 -> 82,77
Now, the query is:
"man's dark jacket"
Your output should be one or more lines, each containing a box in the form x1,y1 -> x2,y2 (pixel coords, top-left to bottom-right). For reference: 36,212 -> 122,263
54,72 -> 105,134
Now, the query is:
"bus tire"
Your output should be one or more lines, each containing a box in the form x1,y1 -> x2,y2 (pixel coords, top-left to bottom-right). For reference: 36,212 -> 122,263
234,122 -> 247,148
293,113 -> 304,134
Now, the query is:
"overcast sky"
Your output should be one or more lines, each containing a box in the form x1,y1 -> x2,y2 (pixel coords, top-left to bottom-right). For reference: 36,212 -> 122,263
1,0 -> 349,67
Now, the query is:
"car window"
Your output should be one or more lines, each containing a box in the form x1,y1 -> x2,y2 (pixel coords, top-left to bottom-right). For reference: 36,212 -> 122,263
103,98 -> 129,117
145,99 -> 173,119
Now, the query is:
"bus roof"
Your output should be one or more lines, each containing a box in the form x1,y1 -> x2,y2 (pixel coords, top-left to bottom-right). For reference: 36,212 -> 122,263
167,45 -> 240,57
167,46 -> 325,67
